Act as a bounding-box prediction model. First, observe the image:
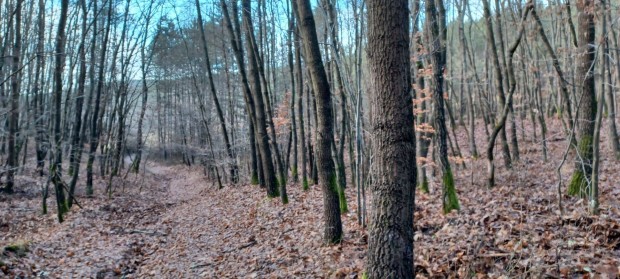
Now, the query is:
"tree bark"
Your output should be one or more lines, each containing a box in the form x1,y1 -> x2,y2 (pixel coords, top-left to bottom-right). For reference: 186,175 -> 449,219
50,0 -> 70,222
486,1 -> 532,188
365,0 -> 415,277
68,0 -> 89,208
241,0 -> 281,200
294,0 -> 343,244
4,0 -> 22,194
426,0 -> 460,213
86,0 -> 113,196
567,0 -> 596,197
196,0 -> 238,183
481,0 -> 512,169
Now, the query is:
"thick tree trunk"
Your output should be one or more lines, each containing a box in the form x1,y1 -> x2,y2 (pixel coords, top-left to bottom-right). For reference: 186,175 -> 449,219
365,0 -> 415,277
568,0 -> 596,197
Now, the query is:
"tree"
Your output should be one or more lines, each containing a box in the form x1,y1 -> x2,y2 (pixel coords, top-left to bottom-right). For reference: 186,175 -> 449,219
426,0 -> 459,213
132,1 -> 158,174
481,0 -> 512,173
365,0 -> 415,277
293,0 -> 342,244
68,0 -> 90,208
195,0 -> 238,183
567,0 -> 596,197
4,0 -> 22,194
33,0 -> 48,178
50,0 -> 70,222
87,0 -> 113,196
486,1 -> 532,188
241,0 -> 282,201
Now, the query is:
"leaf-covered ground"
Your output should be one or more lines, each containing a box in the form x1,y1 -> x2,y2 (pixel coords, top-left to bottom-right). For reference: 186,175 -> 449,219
1,119 -> 620,278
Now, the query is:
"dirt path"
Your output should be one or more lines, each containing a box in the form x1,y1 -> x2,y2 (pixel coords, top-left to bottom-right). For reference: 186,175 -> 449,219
134,165 -> 365,278
1,164 -> 365,278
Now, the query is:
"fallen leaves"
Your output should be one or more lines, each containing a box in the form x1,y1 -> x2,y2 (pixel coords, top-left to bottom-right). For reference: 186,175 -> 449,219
1,119 -> 620,277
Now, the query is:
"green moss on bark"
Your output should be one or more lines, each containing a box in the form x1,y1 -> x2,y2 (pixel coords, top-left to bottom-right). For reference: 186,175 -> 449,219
279,175 -> 288,205
418,177 -> 429,193
281,193 -> 289,204
250,173 -> 259,185
568,170 -> 586,197
568,136 -> 593,197
292,167 -> 298,180
267,186 -> 280,199
302,178 -> 309,191
330,174 -> 348,213
442,170 -> 460,214
278,176 -> 287,189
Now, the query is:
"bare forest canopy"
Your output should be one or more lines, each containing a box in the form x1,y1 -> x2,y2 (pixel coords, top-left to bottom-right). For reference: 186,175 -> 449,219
1,0 -> 620,277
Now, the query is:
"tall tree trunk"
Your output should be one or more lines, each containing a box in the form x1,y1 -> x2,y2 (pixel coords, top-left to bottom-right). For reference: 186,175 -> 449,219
457,0 -> 478,158
568,0 -> 596,197
294,0 -> 343,244
4,0 -> 22,194
241,0 -> 281,201
481,0 -> 512,169
485,2 -> 532,188
221,0 -> 273,192
531,6 -> 575,138
286,6 -> 298,184
426,0 -> 460,213
601,0 -> 620,160
86,0 -> 113,196
50,0 -> 70,222
133,2 -> 156,173
294,30 -> 308,190
33,0 -> 47,177
68,0 -> 89,208
365,0 -> 415,276
195,0 -> 238,183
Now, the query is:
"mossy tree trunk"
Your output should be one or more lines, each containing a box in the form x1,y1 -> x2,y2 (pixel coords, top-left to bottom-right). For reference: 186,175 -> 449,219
427,0 -> 460,213
220,0 -> 274,193
294,0 -> 343,244
568,0 -> 596,198
240,0 -> 280,199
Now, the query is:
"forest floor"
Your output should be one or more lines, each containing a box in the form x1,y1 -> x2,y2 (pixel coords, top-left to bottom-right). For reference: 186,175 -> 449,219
1,118 -> 620,278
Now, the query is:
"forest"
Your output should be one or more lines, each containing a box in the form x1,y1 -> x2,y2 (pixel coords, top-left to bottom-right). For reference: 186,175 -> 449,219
1,0 -> 620,277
